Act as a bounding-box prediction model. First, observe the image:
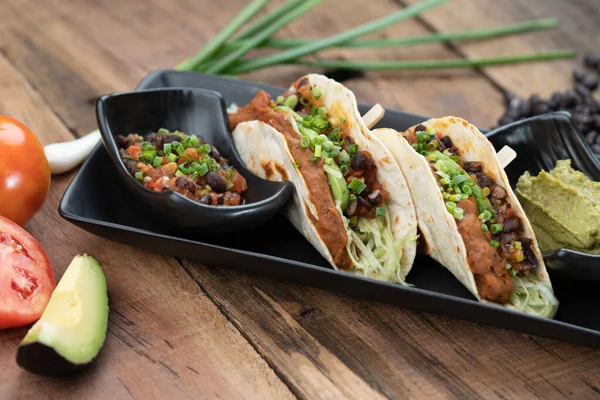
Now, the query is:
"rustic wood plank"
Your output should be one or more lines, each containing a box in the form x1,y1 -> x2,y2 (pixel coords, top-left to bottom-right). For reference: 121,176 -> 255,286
0,54 -> 294,400
400,0 -> 600,100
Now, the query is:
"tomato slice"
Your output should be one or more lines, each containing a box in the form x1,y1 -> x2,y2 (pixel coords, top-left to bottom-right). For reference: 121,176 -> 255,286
0,216 -> 55,329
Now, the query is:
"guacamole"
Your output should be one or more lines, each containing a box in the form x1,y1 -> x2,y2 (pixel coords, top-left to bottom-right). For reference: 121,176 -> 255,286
516,160 -> 600,255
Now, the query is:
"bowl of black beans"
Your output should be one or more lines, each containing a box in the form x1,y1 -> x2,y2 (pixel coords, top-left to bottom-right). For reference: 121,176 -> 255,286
495,53 -> 600,157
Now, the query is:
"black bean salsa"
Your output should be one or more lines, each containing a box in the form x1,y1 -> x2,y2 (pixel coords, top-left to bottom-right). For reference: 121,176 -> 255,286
117,129 -> 247,206
409,124 -> 537,304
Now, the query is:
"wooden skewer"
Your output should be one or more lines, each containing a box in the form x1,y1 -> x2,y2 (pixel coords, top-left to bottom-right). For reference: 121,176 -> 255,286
362,103 -> 385,129
497,145 -> 517,169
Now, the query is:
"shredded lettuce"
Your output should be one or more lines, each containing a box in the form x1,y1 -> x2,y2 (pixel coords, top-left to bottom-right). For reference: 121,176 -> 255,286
509,269 -> 558,318
336,203 -> 418,285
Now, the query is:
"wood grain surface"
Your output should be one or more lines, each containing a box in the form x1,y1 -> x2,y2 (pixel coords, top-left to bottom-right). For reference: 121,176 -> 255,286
1,0 -> 599,399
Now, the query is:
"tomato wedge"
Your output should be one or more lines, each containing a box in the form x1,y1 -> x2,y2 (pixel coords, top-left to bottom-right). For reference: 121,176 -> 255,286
0,216 -> 55,329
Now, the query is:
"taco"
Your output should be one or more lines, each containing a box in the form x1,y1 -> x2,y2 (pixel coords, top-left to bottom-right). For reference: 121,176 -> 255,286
374,118 -> 558,317
229,74 -> 418,284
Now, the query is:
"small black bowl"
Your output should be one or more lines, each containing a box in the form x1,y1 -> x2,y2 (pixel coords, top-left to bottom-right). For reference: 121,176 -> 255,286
486,111 -> 600,281
96,88 -> 294,235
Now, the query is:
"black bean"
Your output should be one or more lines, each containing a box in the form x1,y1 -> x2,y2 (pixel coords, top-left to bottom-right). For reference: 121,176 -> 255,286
592,144 -> 600,154
507,97 -> 523,117
144,132 -> 156,142
345,199 -> 357,216
491,185 -> 507,199
209,145 -> 221,161
531,101 -> 550,116
524,248 -> 537,269
518,99 -> 532,116
584,53 -> 600,69
582,74 -> 599,91
463,162 -> 483,173
437,140 -> 447,151
164,135 -> 182,144
359,184 -> 371,196
520,237 -> 533,249
357,196 -> 372,209
503,217 -> 521,233
562,89 -> 579,108
350,152 -> 373,171
574,112 -> 592,128
175,176 -> 188,189
476,172 -> 493,188
585,131 -> 598,145
595,134 -> 600,145
441,136 -> 453,148
548,92 -> 563,110
367,190 -> 382,205
206,171 -> 226,193
502,91 -> 516,106
125,160 -> 137,174
593,116 -> 600,131
576,84 -> 591,98
188,181 -> 197,192
116,135 -> 132,148
199,194 -> 212,205
573,67 -> 586,83
415,124 -> 427,132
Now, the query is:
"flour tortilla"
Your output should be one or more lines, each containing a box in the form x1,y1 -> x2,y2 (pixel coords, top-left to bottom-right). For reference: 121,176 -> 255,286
232,74 -> 418,282
374,117 -> 554,310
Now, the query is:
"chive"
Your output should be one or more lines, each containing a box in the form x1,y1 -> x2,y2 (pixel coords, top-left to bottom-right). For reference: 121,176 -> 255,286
284,94 -> 298,109
481,224 -> 489,232
176,0 -> 272,71
348,144 -> 358,156
376,207 -> 386,217
287,51 -> 576,71
167,153 -> 178,163
135,171 -> 144,181
235,0 -> 306,40
163,143 -> 172,155
490,240 -> 500,248
490,223 -> 503,235
453,207 -> 464,220
205,0 -> 322,74
153,156 -> 163,168
225,19 -> 558,51
311,87 -> 323,99
225,0 -> 446,74
314,144 -> 322,158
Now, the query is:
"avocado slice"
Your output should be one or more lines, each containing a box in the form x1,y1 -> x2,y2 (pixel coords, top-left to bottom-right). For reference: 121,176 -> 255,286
17,254 -> 109,376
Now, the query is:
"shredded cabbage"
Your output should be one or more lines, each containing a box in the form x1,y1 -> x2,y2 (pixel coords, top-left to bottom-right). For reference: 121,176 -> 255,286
336,203 -> 418,285
509,269 -> 558,318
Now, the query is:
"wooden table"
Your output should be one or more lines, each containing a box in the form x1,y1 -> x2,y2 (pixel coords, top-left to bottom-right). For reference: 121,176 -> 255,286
1,0 -> 599,398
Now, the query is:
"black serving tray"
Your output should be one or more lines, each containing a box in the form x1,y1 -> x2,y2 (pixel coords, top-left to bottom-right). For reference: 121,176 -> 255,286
59,70 -> 600,348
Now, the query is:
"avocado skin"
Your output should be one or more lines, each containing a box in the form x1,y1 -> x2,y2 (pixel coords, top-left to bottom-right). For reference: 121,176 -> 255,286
17,340 -> 91,376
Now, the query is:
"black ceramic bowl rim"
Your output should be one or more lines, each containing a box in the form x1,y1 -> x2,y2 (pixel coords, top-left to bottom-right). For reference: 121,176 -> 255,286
96,87 -> 294,213
487,110 -> 600,262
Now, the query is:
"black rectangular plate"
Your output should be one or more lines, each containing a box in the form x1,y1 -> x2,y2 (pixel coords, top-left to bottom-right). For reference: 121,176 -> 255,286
59,70 -> 600,348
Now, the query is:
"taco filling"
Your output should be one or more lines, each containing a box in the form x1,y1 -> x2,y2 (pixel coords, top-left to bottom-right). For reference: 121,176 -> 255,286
230,78 -> 413,283
406,124 -> 557,316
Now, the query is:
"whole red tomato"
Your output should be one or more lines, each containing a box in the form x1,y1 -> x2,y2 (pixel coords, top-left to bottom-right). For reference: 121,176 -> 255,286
0,215 -> 55,329
0,116 -> 50,226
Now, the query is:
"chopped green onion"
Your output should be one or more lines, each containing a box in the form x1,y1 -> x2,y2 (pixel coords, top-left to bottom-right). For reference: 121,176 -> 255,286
300,136 -> 310,149
329,117 -> 341,128
461,184 -> 472,194
490,240 -> 500,248
450,155 -> 461,163
135,171 -> 144,181
453,207 -> 464,220
515,241 -> 522,250
449,194 -> 462,202
453,174 -> 467,185
171,142 -> 185,155
426,140 -> 438,151
292,160 -> 301,168
442,192 -> 450,199
300,96 -> 310,106
461,193 -> 469,200
311,87 -> 322,99
312,106 -> 327,119
348,178 -> 367,194
350,216 -> 358,225
481,224 -> 489,232
411,143 -> 419,150
482,187 -> 491,197
167,153 -> 179,163
445,201 -> 457,213
191,171 -> 199,181
427,127 -> 436,136
302,116 -> 313,127
314,144 -> 322,158
348,144 -> 358,156
175,170 -> 184,177
153,156 -> 163,167
284,94 -> 298,109
158,128 -> 169,134
454,186 -> 462,194
189,135 -> 200,148
416,131 -> 430,143
323,140 -> 334,152
376,207 -> 386,217
338,150 -> 350,165
195,163 -> 209,176
276,95 -> 285,105
490,223 -> 503,235
142,150 -> 156,163
163,143 -> 172,155
199,143 -> 211,154
330,146 -> 341,158
309,155 -> 320,162
440,177 -> 451,186
478,210 -> 493,221
340,164 -> 350,176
